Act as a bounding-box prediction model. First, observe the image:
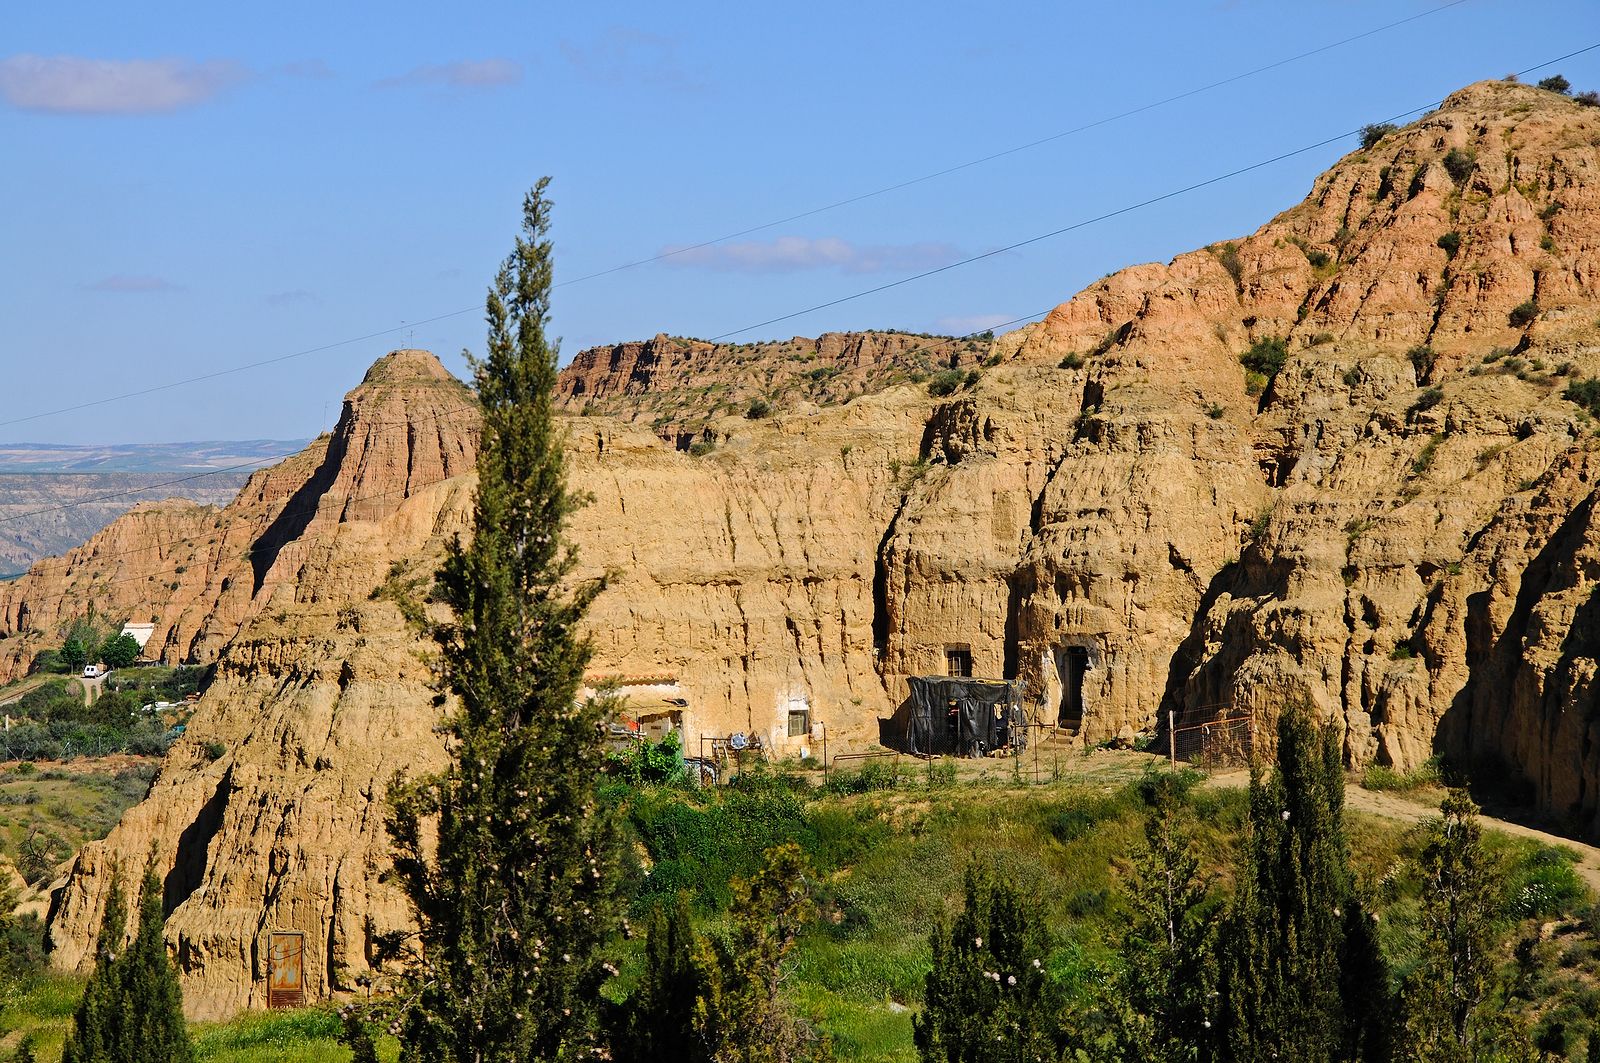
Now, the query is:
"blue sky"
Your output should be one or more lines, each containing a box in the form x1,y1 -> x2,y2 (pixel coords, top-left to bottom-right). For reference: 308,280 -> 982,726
2,0 -> 1596,445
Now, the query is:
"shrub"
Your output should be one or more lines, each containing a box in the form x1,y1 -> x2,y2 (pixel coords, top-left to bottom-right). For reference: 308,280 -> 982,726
1343,367 -> 1362,387
1360,122 -> 1397,149
1576,91 -> 1600,108
1409,345 -> 1437,380
1216,242 -> 1244,287
1509,300 -> 1540,327
1442,148 -> 1477,184
687,439 -> 715,457
1362,756 -> 1442,792
1239,336 -> 1289,380
1309,332 -> 1334,346
203,741 -> 226,761
1413,388 -> 1444,413
928,369 -> 966,397
1205,403 -> 1225,419
1305,248 -> 1331,269
1564,377 -> 1600,416
1244,371 -> 1269,397
1058,352 -> 1084,370
1537,74 -> 1572,95
745,398 -> 772,419
1541,234 -> 1557,252
1437,231 -> 1461,258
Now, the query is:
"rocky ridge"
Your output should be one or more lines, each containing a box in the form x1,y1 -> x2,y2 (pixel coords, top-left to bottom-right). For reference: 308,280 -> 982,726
13,78 -> 1600,1017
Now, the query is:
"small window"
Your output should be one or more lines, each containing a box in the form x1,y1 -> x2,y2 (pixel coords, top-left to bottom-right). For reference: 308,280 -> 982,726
945,646 -> 973,678
787,709 -> 810,737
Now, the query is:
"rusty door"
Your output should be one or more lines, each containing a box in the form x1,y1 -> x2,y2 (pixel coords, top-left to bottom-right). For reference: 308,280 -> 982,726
267,932 -> 305,1008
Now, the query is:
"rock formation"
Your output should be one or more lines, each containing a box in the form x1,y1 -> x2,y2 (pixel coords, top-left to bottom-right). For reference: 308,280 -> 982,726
15,78 -> 1600,1016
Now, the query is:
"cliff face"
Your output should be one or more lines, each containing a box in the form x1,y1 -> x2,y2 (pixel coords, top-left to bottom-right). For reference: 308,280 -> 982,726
29,78 -> 1600,1017
555,330 -> 982,442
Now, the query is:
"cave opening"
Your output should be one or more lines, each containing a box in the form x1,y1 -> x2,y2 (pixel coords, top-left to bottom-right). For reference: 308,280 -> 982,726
1059,645 -> 1089,729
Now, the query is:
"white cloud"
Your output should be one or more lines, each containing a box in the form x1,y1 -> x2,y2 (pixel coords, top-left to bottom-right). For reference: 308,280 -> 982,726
378,59 -> 522,90
0,54 -> 246,114
935,313 -> 1019,335
661,236 -> 963,275
86,275 -> 182,293
561,28 -> 705,92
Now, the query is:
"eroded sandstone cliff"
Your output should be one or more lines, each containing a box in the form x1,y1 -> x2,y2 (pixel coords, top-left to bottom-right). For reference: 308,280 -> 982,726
20,77 -> 1600,1017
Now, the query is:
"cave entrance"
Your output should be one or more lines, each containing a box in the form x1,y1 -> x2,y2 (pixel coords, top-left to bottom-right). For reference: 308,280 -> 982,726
1058,646 -> 1089,730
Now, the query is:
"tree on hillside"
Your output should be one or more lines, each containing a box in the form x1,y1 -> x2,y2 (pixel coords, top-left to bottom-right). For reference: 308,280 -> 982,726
386,177 -> 621,1062
612,845 -> 827,1063
1106,770 -> 1217,1063
61,861 -> 193,1063
99,633 -> 141,670
1216,706 -> 1372,1063
1398,789 -> 1509,1062
914,866 -> 1063,1063
61,637 -> 89,673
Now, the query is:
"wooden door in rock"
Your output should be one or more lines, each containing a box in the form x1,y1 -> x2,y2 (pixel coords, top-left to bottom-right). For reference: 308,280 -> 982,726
267,932 -> 305,1008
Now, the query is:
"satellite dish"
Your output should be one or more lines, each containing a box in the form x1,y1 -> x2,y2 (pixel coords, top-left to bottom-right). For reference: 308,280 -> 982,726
729,731 -> 749,751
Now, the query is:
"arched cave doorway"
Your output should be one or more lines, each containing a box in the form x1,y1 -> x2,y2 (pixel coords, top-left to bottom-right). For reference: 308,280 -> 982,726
1058,646 -> 1089,729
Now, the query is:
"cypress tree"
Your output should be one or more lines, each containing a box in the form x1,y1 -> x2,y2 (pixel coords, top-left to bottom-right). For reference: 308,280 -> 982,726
1216,706 -> 1352,1063
1108,770 -> 1216,1063
387,178 -> 619,1062
61,862 -> 193,1063
1398,789 -> 1503,1063
914,866 -> 1062,1063
613,895 -> 713,1063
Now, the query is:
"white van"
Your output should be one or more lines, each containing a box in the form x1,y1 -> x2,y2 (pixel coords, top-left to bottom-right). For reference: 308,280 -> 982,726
82,664 -> 101,679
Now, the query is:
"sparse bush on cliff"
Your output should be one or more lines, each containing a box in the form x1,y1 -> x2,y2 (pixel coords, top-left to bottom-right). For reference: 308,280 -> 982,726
1437,230 -> 1461,258
1239,337 -> 1288,393
1359,122 -> 1397,149
746,397 -> 773,418
1538,74 -> 1572,95
1509,299 -> 1540,327
928,369 -> 967,397
1563,377 -> 1600,417
1442,148 -> 1477,185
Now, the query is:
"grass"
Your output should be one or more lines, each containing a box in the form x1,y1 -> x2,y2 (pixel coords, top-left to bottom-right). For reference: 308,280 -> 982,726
6,759 -> 1599,1061
0,761 -> 155,885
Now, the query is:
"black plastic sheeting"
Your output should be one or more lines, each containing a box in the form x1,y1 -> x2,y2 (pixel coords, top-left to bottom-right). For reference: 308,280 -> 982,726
903,676 -> 1027,757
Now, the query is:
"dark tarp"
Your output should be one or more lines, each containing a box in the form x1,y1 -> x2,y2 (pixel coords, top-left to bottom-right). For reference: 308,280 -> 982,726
903,676 -> 1026,757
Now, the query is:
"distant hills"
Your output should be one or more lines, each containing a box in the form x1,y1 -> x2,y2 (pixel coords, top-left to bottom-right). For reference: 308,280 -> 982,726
0,440 -> 308,575
0,440 -> 308,475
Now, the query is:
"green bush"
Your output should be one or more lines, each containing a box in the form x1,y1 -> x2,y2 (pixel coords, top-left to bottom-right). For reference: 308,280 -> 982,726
1058,352 -> 1084,370
1239,336 -> 1289,381
1437,231 -> 1461,258
1413,388 -> 1444,413
928,369 -> 966,397
1442,148 -> 1477,184
745,398 -> 772,419
1537,74 -> 1572,95
1509,300 -> 1540,327
1564,377 -> 1600,416
1361,756 -> 1441,792
1359,123 -> 1397,150
1576,91 -> 1600,108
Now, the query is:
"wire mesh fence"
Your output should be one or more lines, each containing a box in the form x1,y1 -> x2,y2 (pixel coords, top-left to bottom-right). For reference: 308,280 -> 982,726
1169,709 -> 1255,772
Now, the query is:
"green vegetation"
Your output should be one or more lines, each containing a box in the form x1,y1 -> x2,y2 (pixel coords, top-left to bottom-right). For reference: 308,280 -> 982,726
1058,353 -> 1084,370
1538,74 -> 1572,95
0,763 -> 155,885
747,398 -> 773,419
1410,433 -> 1444,476
381,179 -> 622,1060
1437,231 -> 1462,259
927,369 -> 978,398
1362,757 -> 1442,793
1564,377 -> 1600,417
1239,337 -> 1288,396
1408,345 -> 1437,383
1442,148 -> 1477,185
1510,299 -> 1541,327
1359,123 -> 1397,149
62,864 -> 193,1063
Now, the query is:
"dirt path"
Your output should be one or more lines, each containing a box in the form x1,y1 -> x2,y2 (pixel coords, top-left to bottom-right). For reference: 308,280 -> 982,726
1343,785 -> 1600,893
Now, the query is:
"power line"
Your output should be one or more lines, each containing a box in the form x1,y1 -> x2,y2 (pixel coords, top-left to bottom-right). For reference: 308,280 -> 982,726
556,0 -> 1473,287
707,41 -> 1600,342
0,3 -> 1473,434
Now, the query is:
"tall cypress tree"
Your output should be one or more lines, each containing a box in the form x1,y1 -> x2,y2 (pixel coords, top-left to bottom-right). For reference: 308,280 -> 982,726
1216,706 -> 1353,1063
1108,770 -> 1216,1063
1398,789 -> 1503,1063
388,178 -> 619,1062
62,862 -> 193,1063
